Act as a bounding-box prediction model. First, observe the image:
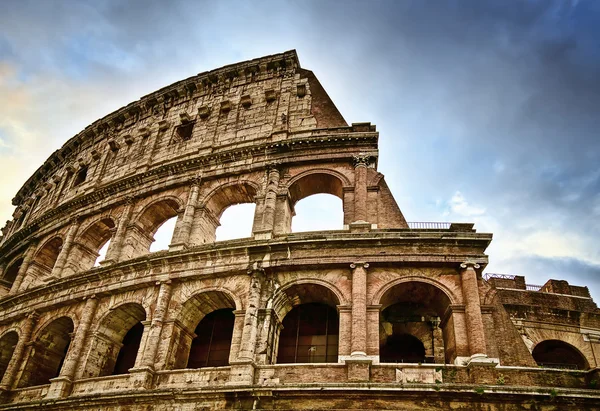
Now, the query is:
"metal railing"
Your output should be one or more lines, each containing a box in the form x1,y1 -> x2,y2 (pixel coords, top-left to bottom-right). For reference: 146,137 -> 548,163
407,222 -> 451,230
526,284 -> 543,291
483,273 -> 516,281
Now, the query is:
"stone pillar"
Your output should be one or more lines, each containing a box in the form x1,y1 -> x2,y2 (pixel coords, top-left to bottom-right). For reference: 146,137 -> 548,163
237,269 -> 264,361
460,261 -> 487,358
52,217 -> 82,278
0,312 -> 38,391
103,199 -> 135,263
352,155 -> 370,223
350,262 -> 369,357
229,269 -> 264,386
9,241 -> 37,295
47,296 -> 98,398
140,281 -> 172,368
170,181 -> 200,250
262,165 -> 281,234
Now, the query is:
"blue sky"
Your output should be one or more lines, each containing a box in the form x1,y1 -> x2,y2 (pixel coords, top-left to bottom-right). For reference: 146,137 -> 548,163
1,0 -> 599,299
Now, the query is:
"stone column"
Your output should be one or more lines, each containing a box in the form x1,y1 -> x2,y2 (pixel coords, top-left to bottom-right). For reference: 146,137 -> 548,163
52,217 -> 82,278
0,312 -> 38,391
237,269 -> 264,361
228,269 -> 264,386
140,281 -> 172,368
352,155 -> 370,222
9,241 -> 37,295
262,165 -> 281,234
460,261 -> 487,357
350,262 -> 369,356
170,180 -> 200,250
47,296 -> 98,398
104,199 -> 135,263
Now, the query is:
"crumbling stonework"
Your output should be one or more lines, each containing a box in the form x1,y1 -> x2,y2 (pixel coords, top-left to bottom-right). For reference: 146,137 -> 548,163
0,50 -> 599,409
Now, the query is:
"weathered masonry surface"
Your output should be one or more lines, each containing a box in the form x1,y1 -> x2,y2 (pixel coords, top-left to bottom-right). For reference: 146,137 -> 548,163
0,50 -> 599,410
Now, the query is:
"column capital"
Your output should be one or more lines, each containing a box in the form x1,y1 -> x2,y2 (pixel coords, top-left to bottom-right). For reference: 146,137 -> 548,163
190,176 -> 202,187
350,262 -> 369,269
265,161 -> 281,171
460,260 -> 480,270
155,279 -> 172,286
352,154 -> 374,168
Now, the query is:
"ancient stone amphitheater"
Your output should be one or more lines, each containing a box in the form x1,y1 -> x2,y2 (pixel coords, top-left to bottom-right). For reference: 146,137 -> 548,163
0,50 -> 599,410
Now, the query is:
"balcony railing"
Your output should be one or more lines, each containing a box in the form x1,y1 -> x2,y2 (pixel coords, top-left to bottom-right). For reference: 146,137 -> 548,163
407,222 -> 451,230
483,273 -> 516,281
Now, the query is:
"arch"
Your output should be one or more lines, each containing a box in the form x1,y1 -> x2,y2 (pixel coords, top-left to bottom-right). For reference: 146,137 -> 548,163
377,280 -> 453,364
135,197 -> 183,237
532,340 -> 589,370
276,302 -> 339,364
0,331 -> 18,381
190,181 -> 260,245
201,180 -> 260,219
83,302 -> 146,378
170,290 -> 237,369
66,217 -> 116,274
27,236 -> 63,284
273,280 -> 344,321
126,197 -> 182,256
287,171 -> 346,206
372,276 -> 458,308
18,316 -> 74,388
187,308 -> 235,368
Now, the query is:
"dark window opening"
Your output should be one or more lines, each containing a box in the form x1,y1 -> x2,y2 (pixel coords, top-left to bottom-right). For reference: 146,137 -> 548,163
380,333 -> 426,364
532,340 -> 589,370
2,258 -> 23,287
176,121 -> 195,141
277,303 -> 338,364
187,309 -> 235,368
112,322 -> 144,375
73,166 -> 88,187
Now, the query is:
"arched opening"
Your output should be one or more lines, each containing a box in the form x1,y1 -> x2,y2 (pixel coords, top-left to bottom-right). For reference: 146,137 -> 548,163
95,240 -> 110,266
381,333 -> 426,364
18,317 -> 73,388
170,291 -> 237,369
0,331 -> 18,381
285,173 -> 346,234
128,199 -> 180,257
2,258 -> 23,288
292,194 -> 343,232
190,183 -> 258,245
66,218 -> 115,275
532,340 -> 589,370
216,203 -> 256,241
187,309 -> 235,368
379,282 -> 451,364
274,283 -> 341,364
112,322 -> 144,375
149,216 -> 177,252
277,303 -> 339,363
82,303 -> 146,378
27,237 -> 63,284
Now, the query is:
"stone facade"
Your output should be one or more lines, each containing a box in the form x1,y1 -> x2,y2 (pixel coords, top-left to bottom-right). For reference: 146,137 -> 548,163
0,50 -> 598,409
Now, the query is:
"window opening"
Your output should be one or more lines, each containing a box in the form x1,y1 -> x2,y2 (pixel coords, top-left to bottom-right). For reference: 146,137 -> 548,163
73,166 -> 88,187
176,121 -> 195,141
112,322 -> 144,375
215,203 -> 256,241
532,340 -> 589,370
292,194 -> 343,232
187,309 -> 235,368
94,240 -> 110,266
150,216 -> 177,252
277,303 -> 338,363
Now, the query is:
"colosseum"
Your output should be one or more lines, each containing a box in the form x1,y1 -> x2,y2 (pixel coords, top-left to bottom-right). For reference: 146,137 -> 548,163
0,50 -> 599,410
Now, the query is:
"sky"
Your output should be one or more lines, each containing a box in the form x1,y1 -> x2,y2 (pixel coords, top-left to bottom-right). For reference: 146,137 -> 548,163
1,0 -> 599,300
